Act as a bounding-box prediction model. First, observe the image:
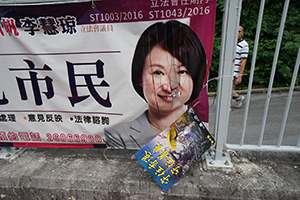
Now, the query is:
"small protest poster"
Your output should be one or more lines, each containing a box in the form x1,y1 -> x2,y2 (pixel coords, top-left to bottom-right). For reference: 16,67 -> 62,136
134,107 -> 215,191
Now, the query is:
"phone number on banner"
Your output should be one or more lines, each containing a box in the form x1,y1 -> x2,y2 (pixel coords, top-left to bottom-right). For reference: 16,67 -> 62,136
90,6 -> 210,22
0,131 -> 103,144
46,133 -> 103,143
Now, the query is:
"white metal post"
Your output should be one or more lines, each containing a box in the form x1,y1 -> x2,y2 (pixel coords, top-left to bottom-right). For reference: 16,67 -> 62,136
240,0 -> 266,146
206,0 -> 241,168
277,46 -> 300,147
258,0 -> 290,146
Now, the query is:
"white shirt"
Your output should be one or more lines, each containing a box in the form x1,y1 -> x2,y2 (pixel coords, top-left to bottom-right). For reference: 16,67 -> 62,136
234,38 -> 249,77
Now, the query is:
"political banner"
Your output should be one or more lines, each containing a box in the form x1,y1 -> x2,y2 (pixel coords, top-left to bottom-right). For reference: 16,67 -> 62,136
0,0 -> 216,147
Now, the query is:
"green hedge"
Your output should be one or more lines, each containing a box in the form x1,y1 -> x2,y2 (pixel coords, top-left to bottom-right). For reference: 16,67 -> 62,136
208,0 -> 300,92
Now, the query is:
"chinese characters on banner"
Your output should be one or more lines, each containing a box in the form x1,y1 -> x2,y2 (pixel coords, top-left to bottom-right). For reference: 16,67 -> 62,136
0,0 -> 216,147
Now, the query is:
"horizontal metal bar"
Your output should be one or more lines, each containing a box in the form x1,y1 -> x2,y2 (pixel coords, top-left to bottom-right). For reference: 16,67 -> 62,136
226,144 -> 300,152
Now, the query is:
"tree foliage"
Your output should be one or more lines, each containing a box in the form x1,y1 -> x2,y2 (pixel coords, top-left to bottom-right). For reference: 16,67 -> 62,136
208,0 -> 300,91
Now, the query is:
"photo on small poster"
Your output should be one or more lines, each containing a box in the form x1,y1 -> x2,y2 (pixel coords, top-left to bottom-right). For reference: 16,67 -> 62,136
135,107 -> 215,191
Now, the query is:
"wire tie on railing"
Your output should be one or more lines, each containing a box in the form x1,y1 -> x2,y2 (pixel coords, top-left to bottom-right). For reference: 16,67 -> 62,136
103,147 -> 120,163
91,0 -> 96,9
203,74 -> 248,88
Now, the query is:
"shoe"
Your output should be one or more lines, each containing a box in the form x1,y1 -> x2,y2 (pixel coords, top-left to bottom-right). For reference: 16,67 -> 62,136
236,96 -> 245,108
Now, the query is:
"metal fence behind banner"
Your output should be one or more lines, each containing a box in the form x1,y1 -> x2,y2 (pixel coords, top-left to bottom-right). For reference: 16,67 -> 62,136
0,0 -> 299,164
207,0 -> 300,168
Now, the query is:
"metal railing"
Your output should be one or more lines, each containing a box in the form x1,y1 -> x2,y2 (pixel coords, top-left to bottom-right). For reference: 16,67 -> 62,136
208,0 -> 300,168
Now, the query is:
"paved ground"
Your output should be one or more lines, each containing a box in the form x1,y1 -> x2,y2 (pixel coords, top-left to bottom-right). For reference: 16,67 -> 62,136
0,90 -> 299,200
209,90 -> 300,146
0,148 -> 299,200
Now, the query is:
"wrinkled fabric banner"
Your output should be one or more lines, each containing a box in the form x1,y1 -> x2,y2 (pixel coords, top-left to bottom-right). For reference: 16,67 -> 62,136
0,0 -> 215,147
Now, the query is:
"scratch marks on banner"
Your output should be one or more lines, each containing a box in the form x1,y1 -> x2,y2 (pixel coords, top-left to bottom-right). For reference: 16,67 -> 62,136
81,24 -> 114,33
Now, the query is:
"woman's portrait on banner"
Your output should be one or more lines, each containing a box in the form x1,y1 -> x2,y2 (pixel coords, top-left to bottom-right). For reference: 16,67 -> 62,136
104,20 -> 207,149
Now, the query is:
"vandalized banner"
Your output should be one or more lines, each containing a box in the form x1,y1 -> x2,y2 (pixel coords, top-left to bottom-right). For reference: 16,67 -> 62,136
0,0 -> 216,148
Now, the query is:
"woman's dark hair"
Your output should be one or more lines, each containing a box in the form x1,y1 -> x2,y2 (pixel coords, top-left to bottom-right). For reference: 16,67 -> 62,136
131,20 -> 207,105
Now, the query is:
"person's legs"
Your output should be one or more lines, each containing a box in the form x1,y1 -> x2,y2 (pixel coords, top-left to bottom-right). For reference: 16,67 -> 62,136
236,95 -> 245,108
232,77 -> 245,109
232,77 -> 241,101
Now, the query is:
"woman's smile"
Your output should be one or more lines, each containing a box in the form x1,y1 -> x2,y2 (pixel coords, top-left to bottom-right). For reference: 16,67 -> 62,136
158,94 -> 175,102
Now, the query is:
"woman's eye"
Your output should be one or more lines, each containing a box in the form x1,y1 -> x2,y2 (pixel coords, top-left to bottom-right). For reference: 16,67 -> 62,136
178,70 -> 188,75
153,69 -> 164,75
